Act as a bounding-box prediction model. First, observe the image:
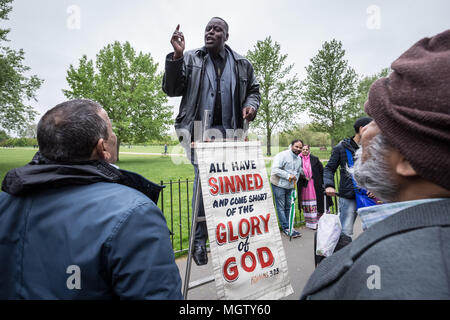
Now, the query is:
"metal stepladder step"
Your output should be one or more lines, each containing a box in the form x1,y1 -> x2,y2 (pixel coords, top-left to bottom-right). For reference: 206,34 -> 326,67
182,158 -> 215,298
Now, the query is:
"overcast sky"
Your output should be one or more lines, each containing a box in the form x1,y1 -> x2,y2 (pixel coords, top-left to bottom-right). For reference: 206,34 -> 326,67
4,0 -> 450,128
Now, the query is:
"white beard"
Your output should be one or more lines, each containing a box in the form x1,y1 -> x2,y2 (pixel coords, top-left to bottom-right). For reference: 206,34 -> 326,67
348,134 -> 398,203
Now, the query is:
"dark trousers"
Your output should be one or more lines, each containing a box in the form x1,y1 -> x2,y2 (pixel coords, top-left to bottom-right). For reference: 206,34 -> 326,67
192,163 -> 208,247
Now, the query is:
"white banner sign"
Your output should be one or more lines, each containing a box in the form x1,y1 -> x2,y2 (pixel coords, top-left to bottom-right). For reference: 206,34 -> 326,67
196,141 -> 293,300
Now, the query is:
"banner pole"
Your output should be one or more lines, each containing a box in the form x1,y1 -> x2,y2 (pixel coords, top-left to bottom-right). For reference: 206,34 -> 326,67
183,171 -> 202,298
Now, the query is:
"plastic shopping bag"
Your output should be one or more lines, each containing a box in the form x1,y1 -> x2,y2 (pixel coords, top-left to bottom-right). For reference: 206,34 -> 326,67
316,213 -> 342,257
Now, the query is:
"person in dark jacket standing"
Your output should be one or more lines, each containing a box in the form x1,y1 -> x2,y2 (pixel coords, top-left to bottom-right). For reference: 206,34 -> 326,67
301,29 -> 450,300
0,99 -> 183,299
297,145 -> 331,229
323,117 -> 373,236
162,17 -> 260,265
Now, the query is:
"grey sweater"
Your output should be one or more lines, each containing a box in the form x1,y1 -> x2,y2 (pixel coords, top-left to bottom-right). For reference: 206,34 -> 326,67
301,199 -> 450,299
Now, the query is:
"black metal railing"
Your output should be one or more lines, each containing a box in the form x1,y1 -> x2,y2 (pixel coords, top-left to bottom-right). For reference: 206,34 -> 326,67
158,179 -> 193,256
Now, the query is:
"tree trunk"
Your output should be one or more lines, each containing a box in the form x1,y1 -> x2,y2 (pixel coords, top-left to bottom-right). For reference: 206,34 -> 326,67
266,129 -> 272,156
116,138 -> 120,162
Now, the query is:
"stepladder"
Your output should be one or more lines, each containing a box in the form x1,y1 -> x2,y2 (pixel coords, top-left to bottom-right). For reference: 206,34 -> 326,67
182,118 -> 250,299
182,172 -> 215,298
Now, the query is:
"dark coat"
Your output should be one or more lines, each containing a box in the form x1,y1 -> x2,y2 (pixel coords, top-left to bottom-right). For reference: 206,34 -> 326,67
162,45 -> 260,141
0,153 -> 183,299
297,154 -> 331,214
323,137 -> 359,199
301,199 -> 450,299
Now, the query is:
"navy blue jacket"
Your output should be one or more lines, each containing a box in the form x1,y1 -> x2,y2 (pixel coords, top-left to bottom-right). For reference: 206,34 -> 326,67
0,154 -> 183,299
323,138 -> 359,199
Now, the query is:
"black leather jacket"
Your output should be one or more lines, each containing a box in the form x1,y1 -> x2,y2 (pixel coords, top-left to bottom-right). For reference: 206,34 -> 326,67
162,45 -> 260,142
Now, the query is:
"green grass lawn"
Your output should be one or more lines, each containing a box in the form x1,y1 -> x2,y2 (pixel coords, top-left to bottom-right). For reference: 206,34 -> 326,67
120,144 -> 184,155
0,148 -> 38,183
0,145 -> 333,257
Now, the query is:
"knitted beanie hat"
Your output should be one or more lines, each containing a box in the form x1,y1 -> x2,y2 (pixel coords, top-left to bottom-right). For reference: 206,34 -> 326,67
364,29 -> 450,190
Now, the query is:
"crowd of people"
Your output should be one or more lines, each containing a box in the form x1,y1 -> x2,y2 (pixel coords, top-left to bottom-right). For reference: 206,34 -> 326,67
0,17 -> 448,300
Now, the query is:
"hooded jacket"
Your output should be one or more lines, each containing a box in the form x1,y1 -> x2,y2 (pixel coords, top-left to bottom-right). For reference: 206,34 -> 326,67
0,153 -> 182,299
162,45 -> 260,142
323,138 -> 359,199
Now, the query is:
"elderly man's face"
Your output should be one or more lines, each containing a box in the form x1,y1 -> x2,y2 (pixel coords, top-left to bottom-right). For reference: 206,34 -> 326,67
98,109 -> 118,163
204,18 -> 228,52
351,120 -> 398,202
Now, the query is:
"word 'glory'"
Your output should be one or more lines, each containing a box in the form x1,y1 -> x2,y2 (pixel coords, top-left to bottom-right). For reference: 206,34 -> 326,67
216,214 -> 275,282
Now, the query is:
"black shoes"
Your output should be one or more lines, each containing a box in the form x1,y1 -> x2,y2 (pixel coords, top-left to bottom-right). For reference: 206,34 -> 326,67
193,245 -> 208,266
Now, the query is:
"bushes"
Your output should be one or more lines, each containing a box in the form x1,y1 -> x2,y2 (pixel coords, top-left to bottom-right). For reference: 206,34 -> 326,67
0,137 -> 38,147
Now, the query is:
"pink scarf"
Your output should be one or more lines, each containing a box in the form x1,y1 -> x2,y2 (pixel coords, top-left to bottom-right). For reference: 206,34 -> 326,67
300,153 -> 312,179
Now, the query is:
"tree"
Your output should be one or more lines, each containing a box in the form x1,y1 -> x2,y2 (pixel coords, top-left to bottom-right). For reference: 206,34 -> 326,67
246,37 -> 303,155
0,0 -> 43,133
301,39 -> 357,147
339,68 -> 391,138
63,41 -> 173,160
279,123 -> 330,148
17,122 -> 37,138
0,129 -> 9,143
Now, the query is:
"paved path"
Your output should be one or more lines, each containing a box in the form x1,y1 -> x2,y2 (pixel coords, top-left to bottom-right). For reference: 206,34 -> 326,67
176,216 -> 363,300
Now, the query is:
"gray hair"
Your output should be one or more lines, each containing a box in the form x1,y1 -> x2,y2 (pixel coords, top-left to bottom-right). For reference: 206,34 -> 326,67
37,99 -> 109,162
348,134 -> 398,203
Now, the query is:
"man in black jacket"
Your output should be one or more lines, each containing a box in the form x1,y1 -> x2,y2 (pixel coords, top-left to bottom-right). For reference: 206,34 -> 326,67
162,17 -> 260,265
301,29 -> 450,300
323,117 -> 372,237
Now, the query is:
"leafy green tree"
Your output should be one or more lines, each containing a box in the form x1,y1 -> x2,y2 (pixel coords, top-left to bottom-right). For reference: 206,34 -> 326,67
17,122 -> 37,138
279,123 -> 330,148
246,37 -> 303,155
0,129 -> 9,143
339,68 -> 390,138
0,0 -> 43,133
301,39 -> 357,146
63,41 -> 173,160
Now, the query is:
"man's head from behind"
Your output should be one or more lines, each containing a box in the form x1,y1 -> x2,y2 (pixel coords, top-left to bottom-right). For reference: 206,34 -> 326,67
353,117 -> 372,135
37,99 -> 117,163
351,29 -> 450,202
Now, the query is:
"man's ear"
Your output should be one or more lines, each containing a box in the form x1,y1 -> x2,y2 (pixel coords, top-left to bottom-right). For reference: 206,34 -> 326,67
93,138 -> 111,161
394,153 -> 417,177
225,32 -> 229,41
